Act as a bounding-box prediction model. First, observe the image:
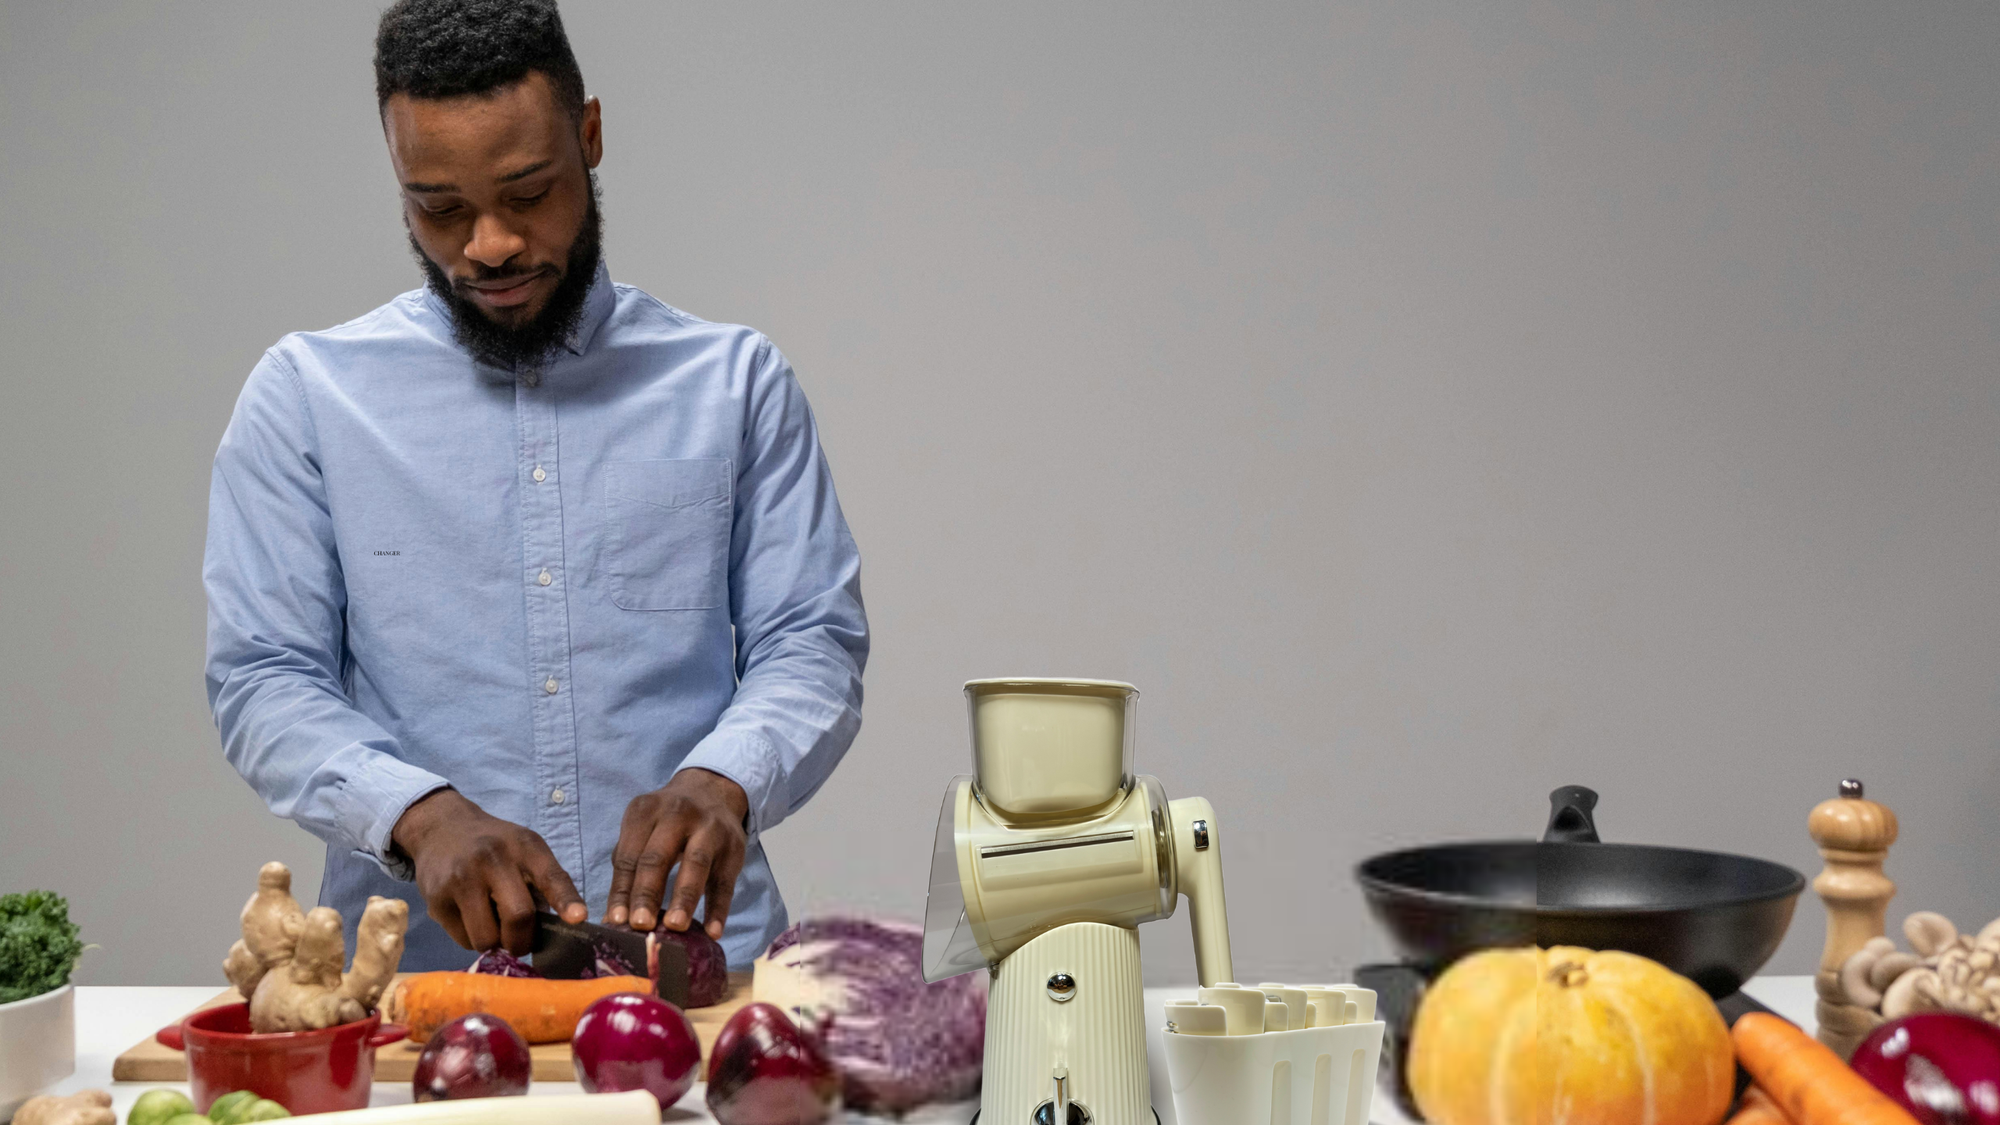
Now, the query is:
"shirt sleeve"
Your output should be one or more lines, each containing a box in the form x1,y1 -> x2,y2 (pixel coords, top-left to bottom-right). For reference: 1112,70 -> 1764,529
203,348 -> 450,879
675,339 -> 869,836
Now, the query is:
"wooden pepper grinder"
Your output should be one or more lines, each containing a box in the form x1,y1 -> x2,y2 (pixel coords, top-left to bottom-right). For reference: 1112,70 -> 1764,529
1808,778 -> 1899,1055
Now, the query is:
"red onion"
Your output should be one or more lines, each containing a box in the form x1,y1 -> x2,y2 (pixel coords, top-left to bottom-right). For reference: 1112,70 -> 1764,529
411,1014 -> 531,1101
1851,1012 -> 2000,1124
705,1002 -> 840,1125
571,992 -> 701,1111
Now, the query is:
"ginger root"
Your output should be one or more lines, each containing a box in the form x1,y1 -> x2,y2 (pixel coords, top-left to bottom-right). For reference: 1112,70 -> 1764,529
222,861 -> 409,1033
14,1089 -> 115,1125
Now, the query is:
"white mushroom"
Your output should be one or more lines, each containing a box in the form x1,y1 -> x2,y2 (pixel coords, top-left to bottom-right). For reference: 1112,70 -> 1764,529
1944,947 -> 1976,987
1840,937 -> 1898,1009
1971,926 -> 2000,968
1906,912 -> 1960,958
1869,951 -> 1924,992
1914,969 -> 1948,1008
1947,985 -> 1983,1017
1882,966 -> 1938,1019
1857,912 -> 2000,1029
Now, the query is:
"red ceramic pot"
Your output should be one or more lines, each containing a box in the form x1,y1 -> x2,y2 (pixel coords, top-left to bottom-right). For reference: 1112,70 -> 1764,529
156,1003 -> 408,1114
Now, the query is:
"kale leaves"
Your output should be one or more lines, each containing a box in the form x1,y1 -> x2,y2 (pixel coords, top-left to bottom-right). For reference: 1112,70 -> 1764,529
0,891 -> 84,1004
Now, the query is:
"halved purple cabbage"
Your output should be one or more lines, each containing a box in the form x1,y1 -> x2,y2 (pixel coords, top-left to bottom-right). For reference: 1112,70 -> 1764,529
468,944 -> 624,980
463,927 -> 726,1008
654,924 -> 730,1008
467,949 -> 540,978
755,916 -> 986,1115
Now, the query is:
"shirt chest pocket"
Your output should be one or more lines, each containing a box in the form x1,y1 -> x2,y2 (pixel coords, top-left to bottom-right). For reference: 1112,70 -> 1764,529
603,458 -> 733,610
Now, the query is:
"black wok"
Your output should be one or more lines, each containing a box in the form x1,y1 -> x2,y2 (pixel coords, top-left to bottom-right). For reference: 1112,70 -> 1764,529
1359,784 -> 1804,995
1352,785 -> 1805,1118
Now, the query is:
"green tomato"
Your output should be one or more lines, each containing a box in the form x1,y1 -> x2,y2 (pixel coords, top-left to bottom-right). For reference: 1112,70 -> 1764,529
160,1115 -> 212,1125
128,1089 -> 196,1125
238,1101 -> 290,1121
205,1091 -> 258,1124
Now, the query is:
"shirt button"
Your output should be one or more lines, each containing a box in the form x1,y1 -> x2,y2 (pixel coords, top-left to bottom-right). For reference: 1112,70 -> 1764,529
538,568 -> 552,586
532,466 -> 547,483
544,677 -> 559,694
551,788 -> 566,805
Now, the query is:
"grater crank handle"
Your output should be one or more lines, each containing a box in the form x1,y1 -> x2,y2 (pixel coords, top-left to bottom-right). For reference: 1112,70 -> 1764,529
1170,796 -> 1234,987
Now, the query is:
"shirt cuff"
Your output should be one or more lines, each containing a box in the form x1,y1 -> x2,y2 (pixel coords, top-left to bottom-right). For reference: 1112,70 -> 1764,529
341,763 -> 453,882
676,731 -> 780,838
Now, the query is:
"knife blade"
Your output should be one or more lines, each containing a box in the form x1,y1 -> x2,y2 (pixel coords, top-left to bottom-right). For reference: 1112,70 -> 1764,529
528,913 -> 690,1007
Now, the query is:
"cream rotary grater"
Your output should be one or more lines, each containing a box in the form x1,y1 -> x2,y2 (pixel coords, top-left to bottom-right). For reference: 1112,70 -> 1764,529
923,679 -> 1234,1125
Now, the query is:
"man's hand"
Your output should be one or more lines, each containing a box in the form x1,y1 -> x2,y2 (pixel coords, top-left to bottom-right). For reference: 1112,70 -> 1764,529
391,788 -> 587,954
604,769 -> 749,939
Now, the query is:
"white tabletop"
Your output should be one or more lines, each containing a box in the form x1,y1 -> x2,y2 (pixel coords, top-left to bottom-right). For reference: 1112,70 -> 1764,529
43,978 -> 1819,1124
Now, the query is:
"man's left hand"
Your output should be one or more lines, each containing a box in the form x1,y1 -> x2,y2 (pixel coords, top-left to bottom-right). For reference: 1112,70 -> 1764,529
604,768 -> 750,939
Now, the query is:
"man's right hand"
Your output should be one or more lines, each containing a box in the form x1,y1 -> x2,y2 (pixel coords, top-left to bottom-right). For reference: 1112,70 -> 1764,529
391,788 -> 587,954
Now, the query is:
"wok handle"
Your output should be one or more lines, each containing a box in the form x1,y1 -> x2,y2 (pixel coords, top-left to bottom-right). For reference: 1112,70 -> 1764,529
1544,785 -> 1601,843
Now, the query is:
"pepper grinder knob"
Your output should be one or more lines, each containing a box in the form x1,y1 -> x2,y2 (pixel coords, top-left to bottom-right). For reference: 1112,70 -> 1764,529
1808,777 -> 1898,1051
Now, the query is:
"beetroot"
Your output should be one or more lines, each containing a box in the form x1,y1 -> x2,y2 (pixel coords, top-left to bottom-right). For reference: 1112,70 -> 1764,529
571,992 -> 701,1111
705,1002 -> 840,1125
412,1013 -> 532,1101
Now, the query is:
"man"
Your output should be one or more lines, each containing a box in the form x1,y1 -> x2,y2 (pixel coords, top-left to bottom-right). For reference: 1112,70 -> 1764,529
203,0 -> 867,970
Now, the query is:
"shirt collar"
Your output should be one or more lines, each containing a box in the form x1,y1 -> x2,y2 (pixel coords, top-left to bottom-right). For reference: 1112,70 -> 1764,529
564,259 -> 616,356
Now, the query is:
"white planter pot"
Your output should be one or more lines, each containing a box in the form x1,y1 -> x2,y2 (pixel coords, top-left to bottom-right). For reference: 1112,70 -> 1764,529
0,984 -> 75,1122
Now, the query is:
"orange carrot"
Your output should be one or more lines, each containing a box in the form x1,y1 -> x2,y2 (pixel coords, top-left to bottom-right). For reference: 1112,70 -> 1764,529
1732,1012 -> 1919,1125
1725,1085 -> 1793,1125
384,972 -> 655,1043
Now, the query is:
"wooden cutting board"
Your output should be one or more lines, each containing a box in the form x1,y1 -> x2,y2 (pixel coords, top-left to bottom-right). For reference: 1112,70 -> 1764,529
113,972 -> 754,1084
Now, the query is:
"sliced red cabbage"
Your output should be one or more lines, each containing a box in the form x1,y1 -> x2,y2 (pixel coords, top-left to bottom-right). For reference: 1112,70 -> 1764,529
754,916 -> 986,1114
580,933 -> 635,981
467,949 -> 540,978
654,924 -> 730,1008
467,941 -> 634,981
465,927 -> 724,1007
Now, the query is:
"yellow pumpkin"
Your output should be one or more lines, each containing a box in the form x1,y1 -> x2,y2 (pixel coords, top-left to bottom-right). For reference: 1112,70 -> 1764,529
1407,946 -> 1734,1125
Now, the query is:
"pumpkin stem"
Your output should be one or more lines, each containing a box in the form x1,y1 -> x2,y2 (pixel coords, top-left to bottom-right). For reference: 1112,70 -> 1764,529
1548,960 -> 1591,988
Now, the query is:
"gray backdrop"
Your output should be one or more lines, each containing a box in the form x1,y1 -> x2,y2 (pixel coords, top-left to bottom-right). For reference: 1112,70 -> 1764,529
3,2 -> 1996,988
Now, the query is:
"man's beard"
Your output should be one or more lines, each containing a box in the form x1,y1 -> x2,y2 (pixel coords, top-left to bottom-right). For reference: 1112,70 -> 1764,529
412,171 -> 604,379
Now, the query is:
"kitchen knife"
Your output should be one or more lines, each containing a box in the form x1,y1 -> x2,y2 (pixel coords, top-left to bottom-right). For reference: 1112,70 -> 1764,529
529,913 -> 690,1008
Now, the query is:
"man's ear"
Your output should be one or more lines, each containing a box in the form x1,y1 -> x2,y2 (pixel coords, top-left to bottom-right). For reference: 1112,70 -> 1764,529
580,96 -> 603,169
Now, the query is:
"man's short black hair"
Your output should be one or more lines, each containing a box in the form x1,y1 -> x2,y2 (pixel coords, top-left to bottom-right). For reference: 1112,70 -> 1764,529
374,0 -> 587,120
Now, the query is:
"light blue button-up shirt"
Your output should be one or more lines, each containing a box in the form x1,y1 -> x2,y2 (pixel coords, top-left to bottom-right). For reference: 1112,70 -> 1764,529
203,263 -> 867,970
